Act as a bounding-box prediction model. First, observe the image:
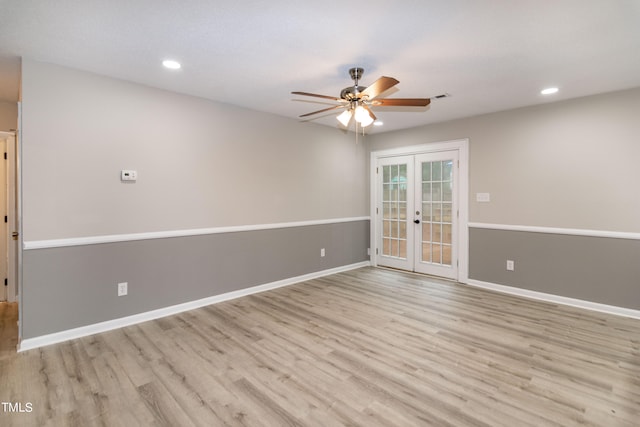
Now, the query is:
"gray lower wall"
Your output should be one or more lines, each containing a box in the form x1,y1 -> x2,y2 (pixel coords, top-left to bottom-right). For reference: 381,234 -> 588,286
469,227 -> 640,310
22,220 -> 370,339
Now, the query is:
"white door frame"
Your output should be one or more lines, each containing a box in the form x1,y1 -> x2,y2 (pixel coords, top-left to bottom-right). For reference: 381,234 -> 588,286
370,139 -> 469,283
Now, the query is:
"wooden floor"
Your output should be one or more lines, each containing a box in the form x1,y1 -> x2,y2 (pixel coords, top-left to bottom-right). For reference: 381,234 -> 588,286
0,302 -> 19,361
1,267 -> 639,426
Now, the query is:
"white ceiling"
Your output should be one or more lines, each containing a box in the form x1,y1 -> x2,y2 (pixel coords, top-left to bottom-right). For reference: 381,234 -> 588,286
1,0 -> 639,133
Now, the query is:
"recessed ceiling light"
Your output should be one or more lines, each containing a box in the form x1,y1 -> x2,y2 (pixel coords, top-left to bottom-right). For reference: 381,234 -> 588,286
541,87 -> 559,95
162,60 -> 181,70
373,121 -> 383,126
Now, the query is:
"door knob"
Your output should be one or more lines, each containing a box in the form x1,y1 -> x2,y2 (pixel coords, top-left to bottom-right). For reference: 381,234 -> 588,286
12,232 -> 19,241
414,219 -> 420,224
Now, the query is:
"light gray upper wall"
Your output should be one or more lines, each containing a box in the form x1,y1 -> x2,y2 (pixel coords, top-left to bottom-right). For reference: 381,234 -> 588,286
21,60 -> 368,241
0,101 -> 18,131
369,88 -> 640,233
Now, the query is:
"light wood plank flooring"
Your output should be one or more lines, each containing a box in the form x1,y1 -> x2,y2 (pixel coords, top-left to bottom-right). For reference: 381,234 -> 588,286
1,267 -> 639,426
0,302 -> 19,361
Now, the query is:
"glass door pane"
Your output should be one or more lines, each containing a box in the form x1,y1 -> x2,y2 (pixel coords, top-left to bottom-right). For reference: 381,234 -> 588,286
382,163 -> 407,258
420,159 -> 453,266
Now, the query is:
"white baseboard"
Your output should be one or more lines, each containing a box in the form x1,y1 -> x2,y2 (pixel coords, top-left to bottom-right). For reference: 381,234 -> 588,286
18,261 -> 371,352
465,279 -> 640,320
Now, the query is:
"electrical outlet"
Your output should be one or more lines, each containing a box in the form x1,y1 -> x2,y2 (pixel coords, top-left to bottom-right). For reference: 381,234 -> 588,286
320,248 -> 325,257
506,260 -> 515,271
117,282 -> 128,296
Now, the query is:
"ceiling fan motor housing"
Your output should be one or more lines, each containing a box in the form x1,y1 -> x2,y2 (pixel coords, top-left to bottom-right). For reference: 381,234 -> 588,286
340,85 -> 367,101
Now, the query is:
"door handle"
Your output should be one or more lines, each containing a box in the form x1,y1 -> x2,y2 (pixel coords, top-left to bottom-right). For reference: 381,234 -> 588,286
414,219 -> 420,224
12,232 -> 19,241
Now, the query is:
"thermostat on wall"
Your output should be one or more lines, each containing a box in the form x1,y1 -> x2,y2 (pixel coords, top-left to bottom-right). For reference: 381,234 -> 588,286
121,170 -> 138,181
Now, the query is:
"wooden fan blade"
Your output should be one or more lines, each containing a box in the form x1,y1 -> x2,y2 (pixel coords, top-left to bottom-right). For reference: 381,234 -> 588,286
299,105 -> 345,118
371,98 -> 431,107
292,91 -> 341,101
360,76 -> 399,100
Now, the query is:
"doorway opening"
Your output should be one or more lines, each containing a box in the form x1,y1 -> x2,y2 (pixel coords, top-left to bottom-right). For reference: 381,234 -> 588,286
0,131 -> 19,354
370,139 -> 468,282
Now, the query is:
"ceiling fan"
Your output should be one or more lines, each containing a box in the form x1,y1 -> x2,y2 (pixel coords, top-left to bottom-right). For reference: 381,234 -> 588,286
292,67 -> 442,128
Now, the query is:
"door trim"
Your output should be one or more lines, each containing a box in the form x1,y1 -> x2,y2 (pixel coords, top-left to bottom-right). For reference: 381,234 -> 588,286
370,139 -> 469,283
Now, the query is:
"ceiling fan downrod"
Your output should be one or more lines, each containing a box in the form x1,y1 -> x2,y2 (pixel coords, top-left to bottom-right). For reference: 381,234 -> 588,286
349,67 -> 364,85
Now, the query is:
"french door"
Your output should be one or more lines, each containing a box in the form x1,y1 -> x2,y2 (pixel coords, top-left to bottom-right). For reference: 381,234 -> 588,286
376,150 -> 459,279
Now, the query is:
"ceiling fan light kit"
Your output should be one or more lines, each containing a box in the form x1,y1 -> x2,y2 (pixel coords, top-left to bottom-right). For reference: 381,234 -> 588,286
354,105 -> 374,126
336,109 -> 352,126
292,67 -> 435,129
